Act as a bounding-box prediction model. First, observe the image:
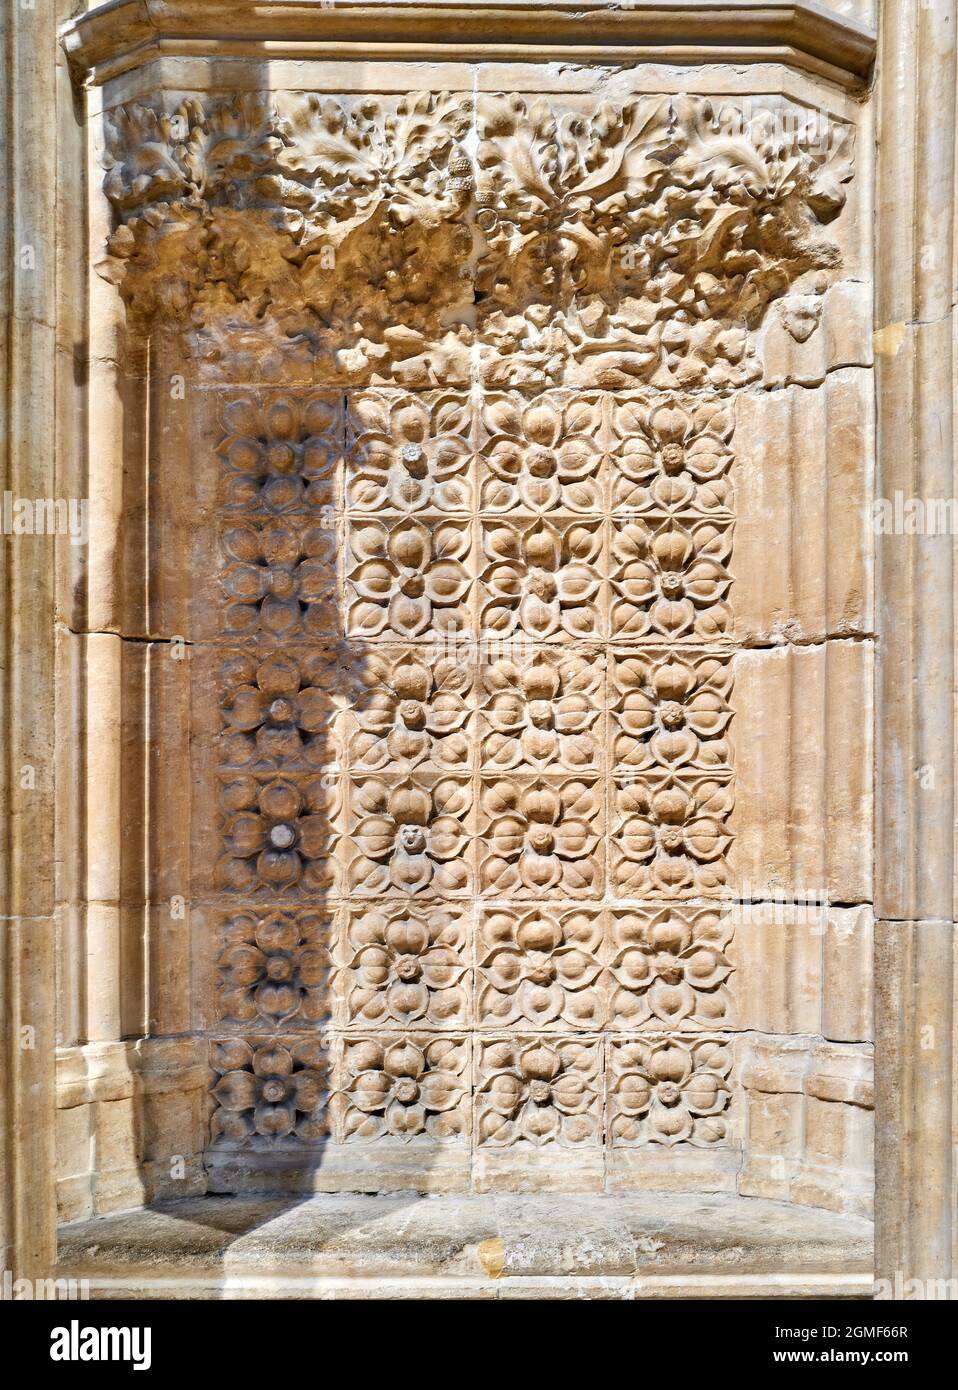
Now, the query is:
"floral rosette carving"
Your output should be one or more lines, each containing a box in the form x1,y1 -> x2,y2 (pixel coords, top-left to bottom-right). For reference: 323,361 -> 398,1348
216,774 -> 339,893
218,649 -> 344,771
221,518 -> 339,638
612,777 -> 734,898
338,906 -> 470,1028
611,518 -> 732,641
338,1037 -> 470,1142
347,648 -> 472,773
480,519 -> 603,641
478,650 -> 602,772
477,1038 -> 601,1147
611,651 -> 733,775
478,394 -> 603,514
210,1039 -> 329,1145
608,908 -> 733,1029
348,776 -> 471,895
609,1038 -> 732,1146
346,518 -> 471,640
611,399 -> 734,516
216,393 -> 342,514
478,909 -> 606,1030
218,910 -> 332,1027
480,777 -> 601,896
346,392 -> 473,513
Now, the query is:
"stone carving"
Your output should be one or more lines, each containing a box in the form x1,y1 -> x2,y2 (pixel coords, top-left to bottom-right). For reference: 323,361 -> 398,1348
102,94 -> 854,387
346,776 -> 473,896
476,1037 -> 602,1147
346,518 -> 471,640
217,393 -> 343,514
193,87 -> 861,1183
610,650 -> 734,775
346,646 -> 473,774
478,649 -> 603,773
608,1037 -> 733,1146
217,910 -> 332,1027
338,1036 -> 470,1143
479,776 -> 602,896
336,905 -> 470,1029
607,908 -> 734,1029
210,1038 -> 330,1145
478,909 -> 606,1031
215,773 -> 340,894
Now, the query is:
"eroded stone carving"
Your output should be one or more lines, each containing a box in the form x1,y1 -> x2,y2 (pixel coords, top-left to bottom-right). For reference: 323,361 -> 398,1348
102,93 -> 854,388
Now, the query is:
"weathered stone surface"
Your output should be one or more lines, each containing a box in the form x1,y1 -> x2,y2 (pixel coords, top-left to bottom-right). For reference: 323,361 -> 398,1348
55,1191 -> 873,1298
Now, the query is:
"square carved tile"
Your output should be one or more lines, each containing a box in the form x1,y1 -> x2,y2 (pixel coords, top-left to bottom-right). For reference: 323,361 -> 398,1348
344,773 -> 475,897
476,1035 -> 603,1148
217,907 -> 334,1030
333,1034 -> 471,1145
345,389 -> 476,516
607,1035 -> 734,1147
478,774 -> 604,898
336,903 -> 472,1030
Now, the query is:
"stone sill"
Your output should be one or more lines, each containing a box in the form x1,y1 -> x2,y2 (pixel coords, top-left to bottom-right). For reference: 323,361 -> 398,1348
62,1 -> 877,88
57,1192 -> 873,1299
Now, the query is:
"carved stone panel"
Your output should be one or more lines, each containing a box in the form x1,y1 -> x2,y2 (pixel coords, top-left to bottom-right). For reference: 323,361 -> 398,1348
98,82 -> 868,1194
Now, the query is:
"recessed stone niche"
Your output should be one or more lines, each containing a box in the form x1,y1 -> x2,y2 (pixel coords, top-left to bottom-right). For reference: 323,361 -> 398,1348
7,0 -> 952,1299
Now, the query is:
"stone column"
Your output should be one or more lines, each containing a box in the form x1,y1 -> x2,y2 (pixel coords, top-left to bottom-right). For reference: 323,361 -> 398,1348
874,0 -> 958,1291
0,0 -> 61,1278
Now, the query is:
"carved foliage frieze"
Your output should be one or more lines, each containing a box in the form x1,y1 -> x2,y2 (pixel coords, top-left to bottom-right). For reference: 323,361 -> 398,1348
102,93 -> 855,388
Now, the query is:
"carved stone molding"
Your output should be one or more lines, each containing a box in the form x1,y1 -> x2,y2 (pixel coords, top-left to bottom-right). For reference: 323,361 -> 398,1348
62,2 -> 877,88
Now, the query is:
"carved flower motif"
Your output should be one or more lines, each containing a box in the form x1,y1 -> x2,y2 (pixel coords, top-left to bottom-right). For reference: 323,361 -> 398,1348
609,909 -> 733,1028
613,778 -> 734,898
222,520 -> 339,637
219,652 -> 339,770
341,1038 -> 469,1142
481,778 -> 600,896
347,393 -> 472,513
210,1040 -> 329,1144
480,396 -> 602,513
217,394 -> 341,513
481,520 -> 601,640
350,652 -> 470,772
480,653 -> 600,771
610,1039 -> 732,1146
347,519 -> 470,639
217,774 -> 336,892
341,906 -> 469,1027
612,400 -> 734,514
349,777 -> 471,895
612,653 -> 733,773
218,910 -> 331,1026
477,1039 -> 601,1146
479,910 -> 605,1030
611,519 -> 731,640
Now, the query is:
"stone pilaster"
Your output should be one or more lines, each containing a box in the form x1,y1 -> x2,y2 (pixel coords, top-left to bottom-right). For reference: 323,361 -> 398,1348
874,0 -> 958,1291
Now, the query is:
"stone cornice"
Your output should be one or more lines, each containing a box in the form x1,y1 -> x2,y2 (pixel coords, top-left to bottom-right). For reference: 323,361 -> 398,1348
62,1 -> 876,88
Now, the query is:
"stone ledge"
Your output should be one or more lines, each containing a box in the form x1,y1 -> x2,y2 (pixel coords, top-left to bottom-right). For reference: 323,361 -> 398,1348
57,1192 -> 873,1299
62,1 -> 877,87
